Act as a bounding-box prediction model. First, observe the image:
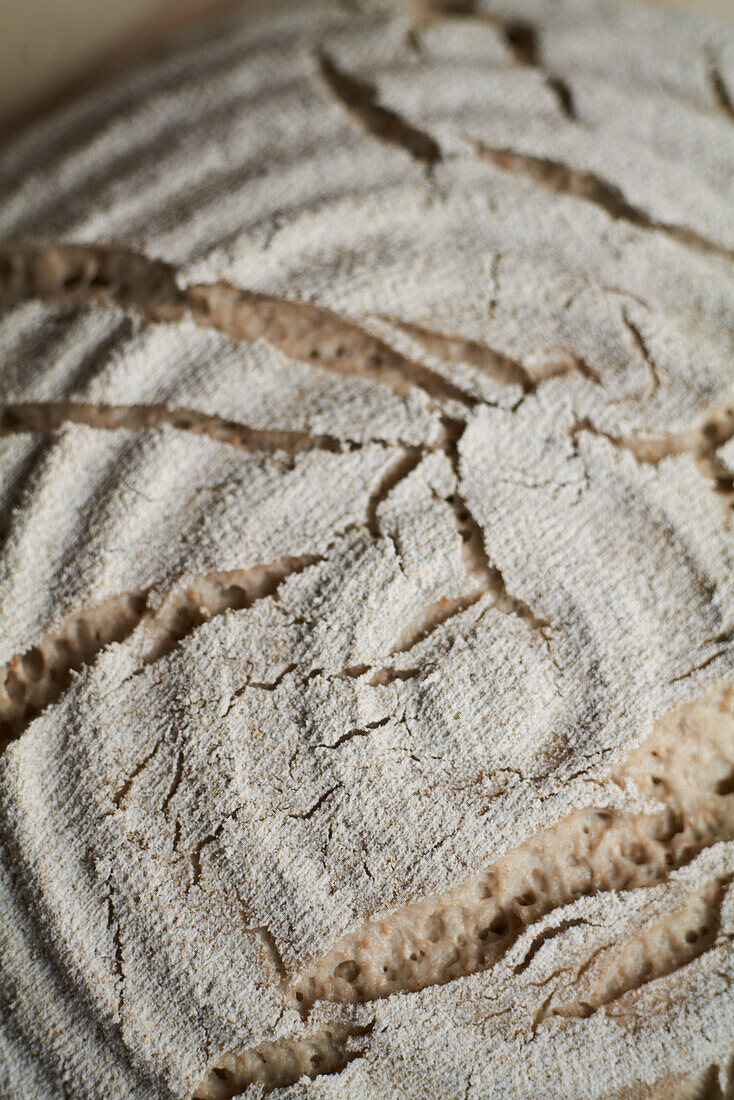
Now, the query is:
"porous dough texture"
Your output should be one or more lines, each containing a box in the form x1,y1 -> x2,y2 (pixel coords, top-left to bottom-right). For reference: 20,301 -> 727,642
1,0 -> 734,1096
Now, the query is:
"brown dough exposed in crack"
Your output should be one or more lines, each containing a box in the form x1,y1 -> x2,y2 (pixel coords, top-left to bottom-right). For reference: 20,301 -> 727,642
290,687 -> 734,1011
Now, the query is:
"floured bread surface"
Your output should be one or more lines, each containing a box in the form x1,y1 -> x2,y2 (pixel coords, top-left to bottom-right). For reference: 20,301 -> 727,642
0,0 -> 733,1097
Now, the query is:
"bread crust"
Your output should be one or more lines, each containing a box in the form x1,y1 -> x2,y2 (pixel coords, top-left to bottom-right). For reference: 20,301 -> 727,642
0,1 -> 733,1096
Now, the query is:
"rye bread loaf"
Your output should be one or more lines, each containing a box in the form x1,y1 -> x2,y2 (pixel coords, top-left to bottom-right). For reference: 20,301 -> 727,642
0,0 -> 733,1097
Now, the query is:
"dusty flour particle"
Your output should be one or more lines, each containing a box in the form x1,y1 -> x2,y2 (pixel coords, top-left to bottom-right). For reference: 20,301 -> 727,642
0,0 -> 733,1097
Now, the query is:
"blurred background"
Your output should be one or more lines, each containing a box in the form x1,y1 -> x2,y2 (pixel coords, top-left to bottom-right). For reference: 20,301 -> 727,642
0,0 -> 732,131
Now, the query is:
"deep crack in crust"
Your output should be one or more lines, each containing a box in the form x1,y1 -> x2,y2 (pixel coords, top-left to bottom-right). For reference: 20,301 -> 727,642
197,686 -> 734,1095
193,1023 -> 374,1099
414,0 -> 576,118
474,147 -> 734,262
0,242 -> 476,408
0,0 -> 733,1098
0,401 -> 365,457
0,555 -> 318,745
289,688 -> 734,1011
551,878 -> 727,1019
317,52 -> 443,166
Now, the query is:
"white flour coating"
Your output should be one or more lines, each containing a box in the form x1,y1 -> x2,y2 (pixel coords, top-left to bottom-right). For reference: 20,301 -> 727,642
0,0 -> 733,1097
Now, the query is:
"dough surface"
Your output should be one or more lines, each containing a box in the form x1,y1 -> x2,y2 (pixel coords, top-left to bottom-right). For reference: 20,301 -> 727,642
0,1 -> 733,1097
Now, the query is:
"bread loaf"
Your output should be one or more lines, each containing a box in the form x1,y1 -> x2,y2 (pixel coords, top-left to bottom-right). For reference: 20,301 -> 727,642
0,1 -> 733,1096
